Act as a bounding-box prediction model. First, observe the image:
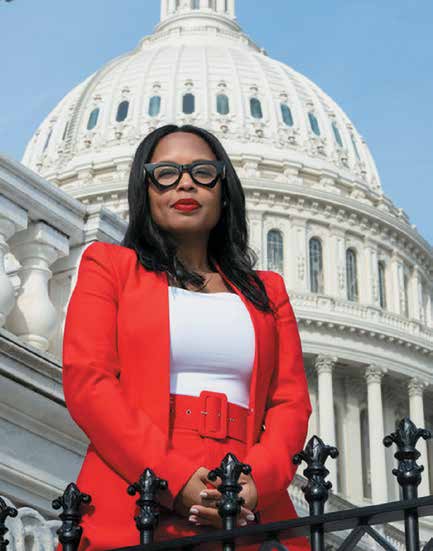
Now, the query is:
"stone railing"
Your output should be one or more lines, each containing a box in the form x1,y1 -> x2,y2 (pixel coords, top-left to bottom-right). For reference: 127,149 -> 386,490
0,154 -> 126,358
291,291 -> 433,352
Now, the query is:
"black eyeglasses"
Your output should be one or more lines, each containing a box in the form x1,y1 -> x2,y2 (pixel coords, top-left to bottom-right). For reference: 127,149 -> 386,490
143,160 -> 226,191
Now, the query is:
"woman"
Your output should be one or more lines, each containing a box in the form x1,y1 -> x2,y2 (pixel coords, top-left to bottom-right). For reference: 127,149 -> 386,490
61,124 -> 312,551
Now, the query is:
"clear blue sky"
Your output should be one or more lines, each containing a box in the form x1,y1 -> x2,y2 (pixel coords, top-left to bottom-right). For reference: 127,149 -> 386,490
1,0 -> 432,245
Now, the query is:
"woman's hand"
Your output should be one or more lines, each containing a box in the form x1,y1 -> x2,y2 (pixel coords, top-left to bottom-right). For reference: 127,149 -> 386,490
177,468 -> 258,528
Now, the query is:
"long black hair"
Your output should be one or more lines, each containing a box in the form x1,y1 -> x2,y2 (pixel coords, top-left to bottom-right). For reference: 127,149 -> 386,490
120,124 -> 275,314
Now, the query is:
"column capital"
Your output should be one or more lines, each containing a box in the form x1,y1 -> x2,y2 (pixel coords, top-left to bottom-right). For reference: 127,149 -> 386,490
314,354 -> 338,375
408,377 -> 429,398
365,364 -> 387,385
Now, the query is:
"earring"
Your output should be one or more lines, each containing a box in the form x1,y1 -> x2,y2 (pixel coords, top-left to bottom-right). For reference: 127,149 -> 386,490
222,200 -> 227,208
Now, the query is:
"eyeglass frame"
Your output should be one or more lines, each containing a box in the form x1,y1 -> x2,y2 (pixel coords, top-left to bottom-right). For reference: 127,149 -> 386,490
143,160 -> 226,191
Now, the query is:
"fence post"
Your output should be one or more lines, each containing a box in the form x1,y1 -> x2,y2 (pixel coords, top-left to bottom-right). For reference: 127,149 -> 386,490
127,468 -> 167,545
208,452 -> 251,551
0,497 -> 18,551
384,416 -> 432,551
293,435 -> 339,551
52,483 -> 92,551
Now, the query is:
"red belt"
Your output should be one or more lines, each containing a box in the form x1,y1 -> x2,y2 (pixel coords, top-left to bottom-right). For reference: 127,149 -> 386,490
169,390 -> 250,442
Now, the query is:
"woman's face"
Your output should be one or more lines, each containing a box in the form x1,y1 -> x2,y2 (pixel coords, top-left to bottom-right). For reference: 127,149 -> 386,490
147,132 -> 223,240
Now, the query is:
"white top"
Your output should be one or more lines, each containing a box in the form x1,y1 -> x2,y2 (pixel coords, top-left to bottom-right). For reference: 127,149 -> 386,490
168,286 -> 255,408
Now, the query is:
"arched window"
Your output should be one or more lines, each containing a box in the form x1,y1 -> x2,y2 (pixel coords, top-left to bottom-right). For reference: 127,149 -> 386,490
308,112 -> 320,136
280,103 -> 294,127
191,0 -> 200,7
116,100 -> 129,122
360,408 -> 371,499
332,121 -> 343,147
216,94 -> 229,115
43,129 -> 52,152
346,248 -> 358,301
403,272 -> 410,317
182,93 -> 195,114
351,134 -> 360,160
267,229 -> 284,274
309,238 -> 324,293
148,95 -> 161,117
87,108 -> 99,130
378,261 -> 387,309
250,97 -> 263,119
62,121 -> 69,141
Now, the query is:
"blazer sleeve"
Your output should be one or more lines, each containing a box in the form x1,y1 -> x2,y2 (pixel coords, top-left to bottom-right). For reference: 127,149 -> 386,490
243,272 -> 312,512
62,241 -> 199,509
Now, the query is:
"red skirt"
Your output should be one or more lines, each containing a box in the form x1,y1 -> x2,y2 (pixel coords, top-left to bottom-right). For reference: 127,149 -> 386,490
58,414 -> 310,551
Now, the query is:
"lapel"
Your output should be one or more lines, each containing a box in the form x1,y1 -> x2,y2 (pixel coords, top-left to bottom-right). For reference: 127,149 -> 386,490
126,256 -> 276,449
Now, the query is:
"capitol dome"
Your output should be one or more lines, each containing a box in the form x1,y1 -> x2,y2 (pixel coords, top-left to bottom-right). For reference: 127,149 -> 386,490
22,0 -> 384,210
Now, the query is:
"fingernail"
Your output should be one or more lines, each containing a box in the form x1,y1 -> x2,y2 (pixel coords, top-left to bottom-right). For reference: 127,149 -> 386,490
189,515 -> 198,522
200,491 -> 208,497
246,513 -> 255,521
240,520 -> 247,526
190,508 -> 199,514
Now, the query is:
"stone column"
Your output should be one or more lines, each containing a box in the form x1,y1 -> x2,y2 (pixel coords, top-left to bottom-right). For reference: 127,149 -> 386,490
408,378 -> 430,497
315,354 -> 338,492
247,210 -> 263,270
228,0 -> 235,17
199,0 -> 208,9
365,365 -> 388,503
363,241 -> 379,306
216,0 -> 226,12
168,0 -> 177,14
343,376 -> 364,502
328,228 -> 346,299
390,253 -> 405,315
290,217 -> 308,293
410,266 -> 423,322
160,0 -> 168,19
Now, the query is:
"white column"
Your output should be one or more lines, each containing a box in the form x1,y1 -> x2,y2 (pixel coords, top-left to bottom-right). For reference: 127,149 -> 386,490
328,228 -> 346,299
290,217 -> 308,292
199,0 -> 208,8
216,0 -> 226,12
410,266 -> 423,322
168,0 -> 177,14
315,354 -> 338,492
248,210 -> 263,270
408,378 -> 430,497
390,253 -> 405,315
365,365 -> 388,503
160,0 -> 168,19
343,376 -> 364,502
363,241 -> 379,306
426,292 -> 432,327
228,0 -> 235,17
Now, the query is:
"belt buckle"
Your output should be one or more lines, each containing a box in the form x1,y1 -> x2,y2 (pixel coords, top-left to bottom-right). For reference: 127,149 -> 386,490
198,390 -> 228,440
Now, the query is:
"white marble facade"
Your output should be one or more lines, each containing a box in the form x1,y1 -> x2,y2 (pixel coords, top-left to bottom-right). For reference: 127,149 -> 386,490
1,1 -> 433,549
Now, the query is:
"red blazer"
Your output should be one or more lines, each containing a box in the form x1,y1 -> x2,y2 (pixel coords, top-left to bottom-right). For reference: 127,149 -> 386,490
62,241 -> 312,524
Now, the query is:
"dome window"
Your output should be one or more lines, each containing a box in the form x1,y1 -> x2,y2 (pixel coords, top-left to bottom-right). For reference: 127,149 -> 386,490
378,260 -> 386,309
182,93 -> 195,114
62,121 -> 69,141
87,108 -> 99,130
267,229 -> 284,274
116,100 -> 129,122
216,94 -> 230,115
346,248 -> 358,302
43,129 -> 52,152
280,103 -> 293,127
332,122 -> 343,147
309,238 -> 324,293
250,97 -> 263,119
191,0 -> 200,8
351,134 -> 361,160
148,95 -> 161,117
308,112 -> 320,136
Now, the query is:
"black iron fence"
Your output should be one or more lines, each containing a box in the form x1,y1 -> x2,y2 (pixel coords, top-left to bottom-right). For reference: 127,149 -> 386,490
1,416 -> 433,551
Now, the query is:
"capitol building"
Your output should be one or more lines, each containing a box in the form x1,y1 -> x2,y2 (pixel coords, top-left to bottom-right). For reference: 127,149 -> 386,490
1,1 -> 432,549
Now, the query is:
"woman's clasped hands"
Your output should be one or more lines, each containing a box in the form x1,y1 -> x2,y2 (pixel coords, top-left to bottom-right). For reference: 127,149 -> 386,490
173,466 -> 258,528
